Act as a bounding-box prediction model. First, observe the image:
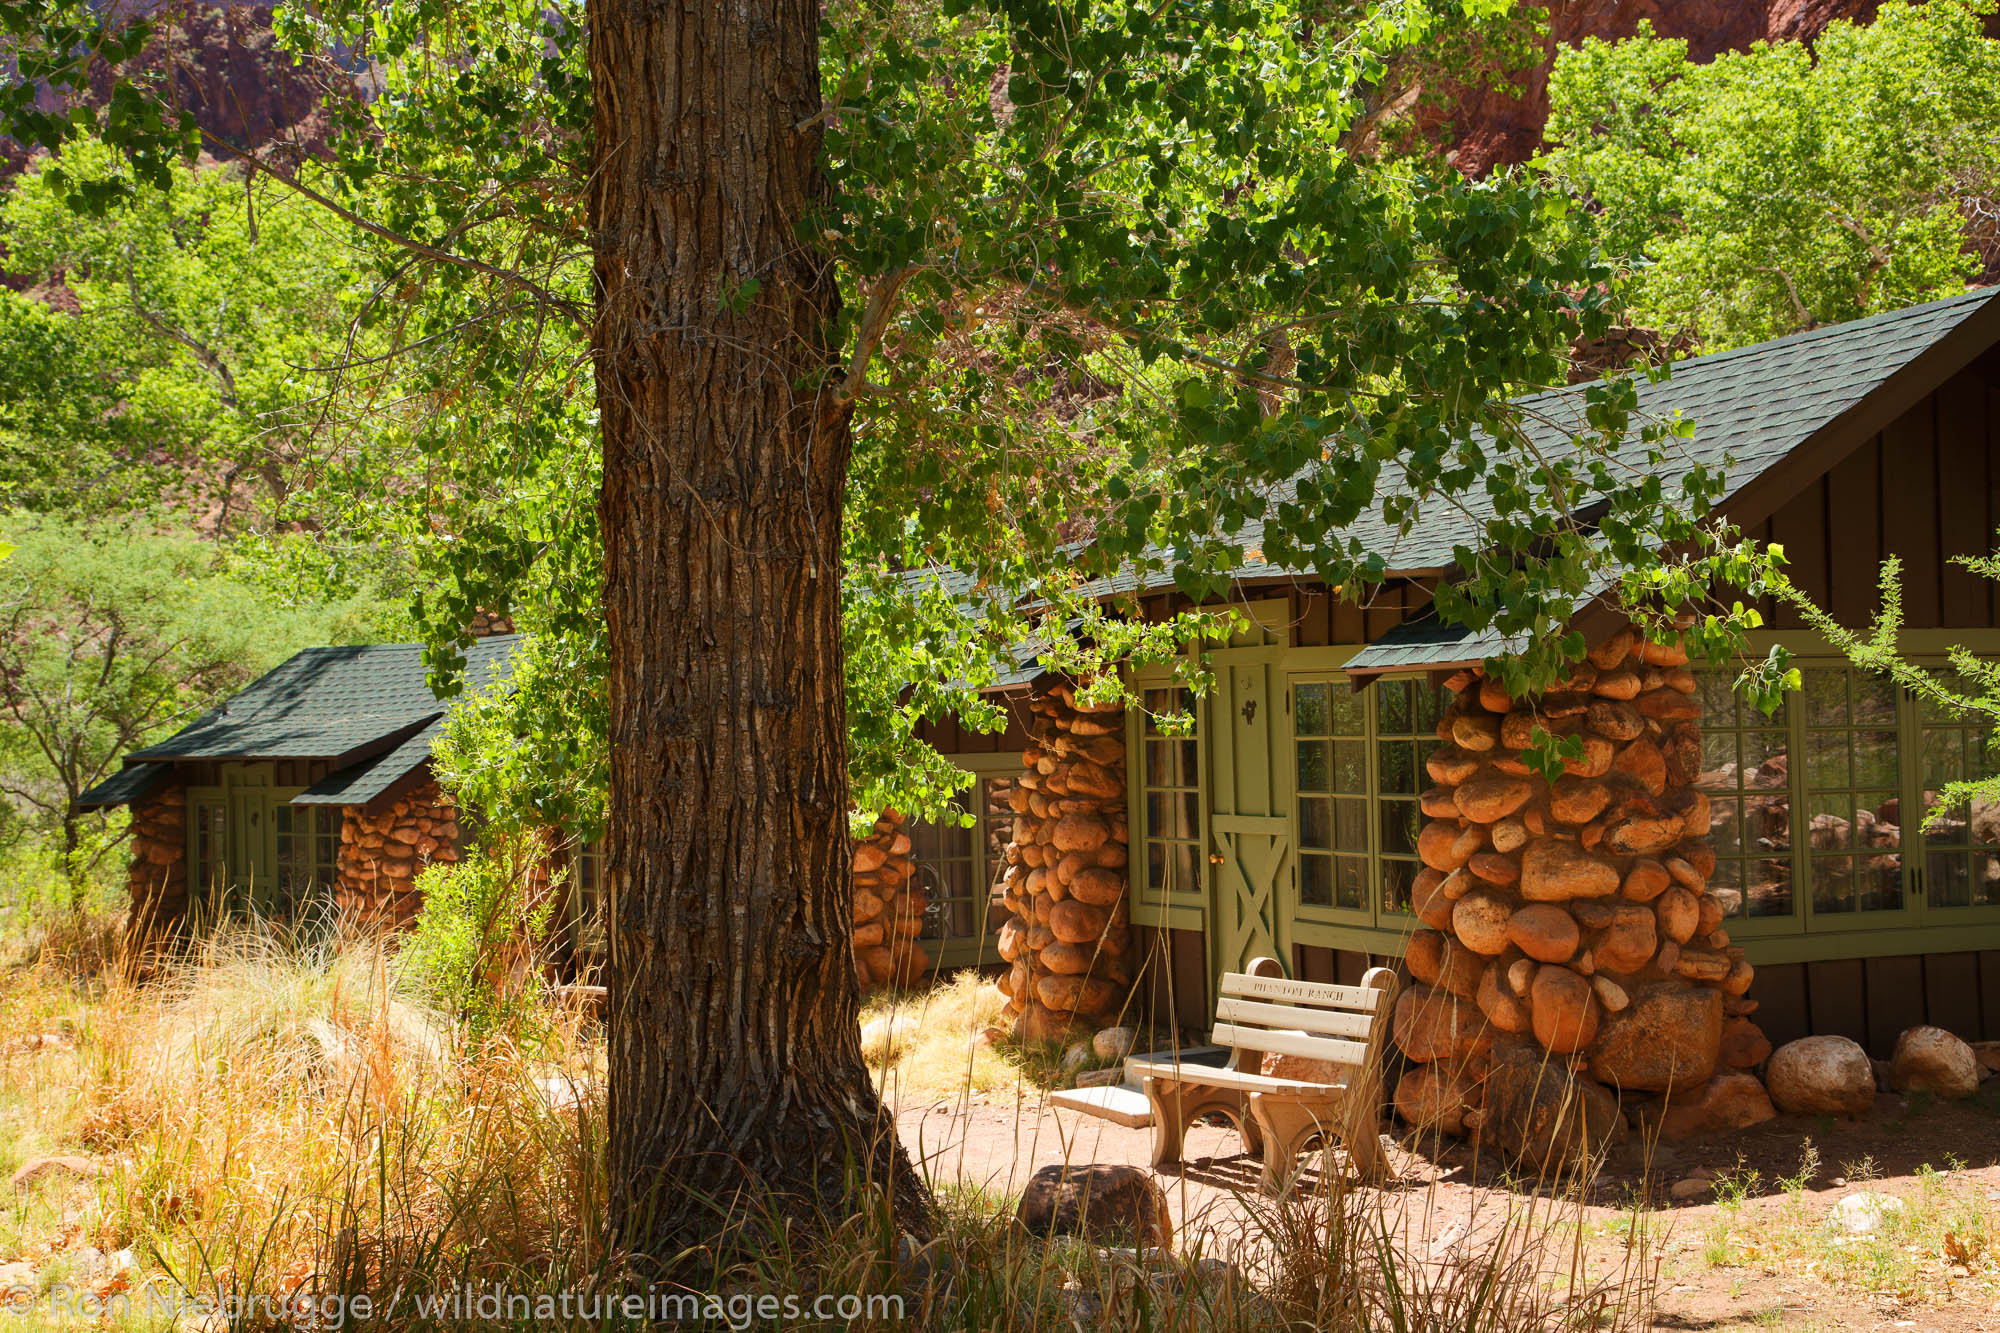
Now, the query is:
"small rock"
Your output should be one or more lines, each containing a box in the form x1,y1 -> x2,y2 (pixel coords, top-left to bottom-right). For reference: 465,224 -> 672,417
1092,1026 -> 1137,1062
1061,1042 -> 1094,1074
1074,1067 -> 1124,1088
970,1025 -> 1006,1051
1016,1164 -> 1173,1249
1890,1026 -> 1980,1100
107,1248 -> 136,1275
0,1261 -> 33,1285
1669,1176 -> 1713,1201
1971,1040 -> 2000,1076
1829,1191 -> 1904,1235
10,1155 -> 103,1192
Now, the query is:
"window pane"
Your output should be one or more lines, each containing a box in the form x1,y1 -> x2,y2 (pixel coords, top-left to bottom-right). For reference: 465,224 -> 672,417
1378,741 -> 1415,795
1296,739 -> 1329,793
1299,796 -> 1331,851
1146,739 -> 1175,788
1379,801 -> 1419,857
1295,683 -> 1328,737
1328,687 -> 1367,735
1336,855 -> 1367,911
1376,681 -> 1411,733
1333,740 -> 1368,793
1380,859 -> 1414,915
1299,854 -> 1331,907
1334,797 -> 1368,853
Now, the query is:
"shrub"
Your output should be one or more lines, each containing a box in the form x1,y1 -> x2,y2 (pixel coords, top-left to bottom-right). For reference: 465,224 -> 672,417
400,839 -> 556,1039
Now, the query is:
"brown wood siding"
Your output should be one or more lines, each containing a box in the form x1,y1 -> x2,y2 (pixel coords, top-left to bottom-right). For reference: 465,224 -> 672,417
1761,359 -> 2000,631
1751,950 -> 2000,1056
1137,926 -> 1212,1033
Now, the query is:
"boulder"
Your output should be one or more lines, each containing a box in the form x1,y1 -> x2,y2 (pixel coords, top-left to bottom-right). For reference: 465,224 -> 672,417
1520,840 -> 1620,902
1481,1042 -> 1625,1170
1068,866 -> 1127,907
1434,937 -> 1486,999
1507,903 -> 1580,963
1889,1026 -> 1980,1100
1451,711 -> 1503,752
1658,1073 -> 1777,1141
1406,929 -> 1447,986
1051,814 -> 1112,854
1395,1062 -> 1480,1136
1476,963 -> 1531,1033
1452,890 -> 1515,956
1394,986 -> 1484,1063
1049,899 -> 1109,945
1418,821 -> 1483,872
9,1155 -> 103,1192
1765,1035 -> 1876,1117
1490,817 -> 1530,854
1586,698 -> 1645,742
1454,770 -> 1535,823
1654,886 -> 1700,944
1592,904 -> 1658,974
1603,817 -> 1686,857
1530,966 -> 1599,1054
1611,739 -> 1668,796
1016,1164 -> 1172,1249
1426,747 -> 1483,785
1549,776 -> 1611,826
1093,1026 -> 1137,1062
1622,860 -> 1671,902
1587,983 -> 1722,1093
1469,850 -> 1519,885
1719,1017 -> 1773,1069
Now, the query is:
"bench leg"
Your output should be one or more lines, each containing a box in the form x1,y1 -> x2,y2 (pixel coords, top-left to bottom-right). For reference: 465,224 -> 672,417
1250,1093 -> 1390,1194
1143,1077 -> 1253,1169
1248,1094 -> 1331,1195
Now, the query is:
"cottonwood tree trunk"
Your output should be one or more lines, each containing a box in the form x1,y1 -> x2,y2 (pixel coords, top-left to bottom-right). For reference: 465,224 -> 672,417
588,0 -> 931,1260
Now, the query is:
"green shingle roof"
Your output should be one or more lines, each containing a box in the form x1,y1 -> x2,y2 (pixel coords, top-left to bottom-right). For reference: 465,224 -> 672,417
127,635 -> 519,762
73,761 -> 172,810
1341,287 -> 1999,673
293,720 -> 446,806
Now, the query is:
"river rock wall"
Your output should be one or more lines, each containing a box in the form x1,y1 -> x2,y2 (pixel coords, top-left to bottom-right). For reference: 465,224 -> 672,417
1394,628 -> 1773,1157
334,781 -> 461,928
995,683 -> 1137,1041
125,782 -> 189,936
853,811 -> 929,989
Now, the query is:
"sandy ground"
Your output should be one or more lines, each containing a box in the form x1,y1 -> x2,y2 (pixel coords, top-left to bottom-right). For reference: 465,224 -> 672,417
895,1083 -> 2000,1331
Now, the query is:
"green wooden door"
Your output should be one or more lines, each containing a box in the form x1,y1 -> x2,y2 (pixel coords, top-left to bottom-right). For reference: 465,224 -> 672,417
1205,644 -> 1290,976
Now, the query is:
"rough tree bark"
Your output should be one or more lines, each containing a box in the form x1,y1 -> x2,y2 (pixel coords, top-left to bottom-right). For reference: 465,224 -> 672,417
588,0 -> 932,1260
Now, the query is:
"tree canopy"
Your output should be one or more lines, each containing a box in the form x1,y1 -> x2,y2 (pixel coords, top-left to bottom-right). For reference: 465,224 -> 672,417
1542,0 -> 2000,350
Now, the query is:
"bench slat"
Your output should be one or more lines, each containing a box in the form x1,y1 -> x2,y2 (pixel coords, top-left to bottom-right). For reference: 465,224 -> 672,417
1218,973 -> 1385,1011
1210,1023 -> 1369,1067
1214,996 -> 1377,1039
1127,1059 -> 1346,1094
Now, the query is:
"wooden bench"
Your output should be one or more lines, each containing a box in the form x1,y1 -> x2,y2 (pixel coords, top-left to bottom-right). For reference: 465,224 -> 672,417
1126,958 -> 1399,1193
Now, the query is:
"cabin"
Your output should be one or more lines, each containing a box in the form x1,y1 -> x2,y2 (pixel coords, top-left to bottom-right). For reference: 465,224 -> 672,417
911,285 -> 2000,1065
71,634 -> 614,945
78,288 -> 2000,1071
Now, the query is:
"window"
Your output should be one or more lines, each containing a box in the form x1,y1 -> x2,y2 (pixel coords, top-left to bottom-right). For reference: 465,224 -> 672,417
1801,668 -> 1903,915
912,813 -> 978,944
1690,660 -> 2000,939
1920,679 -> 2000,909
1292,675 -> 1447,924
193,799 -> 227,894
909,765 -> 1015,968
1696,672 -> 1793,920
1139,686 -> 1202,906
272,806 -> 337,908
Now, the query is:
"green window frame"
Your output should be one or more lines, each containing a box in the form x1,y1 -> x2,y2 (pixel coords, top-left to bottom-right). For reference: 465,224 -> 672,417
1133,684 -> 1204,921
1696,646 -> 2000,961
273,805 -> 338,905
1289,673 -> 1449,932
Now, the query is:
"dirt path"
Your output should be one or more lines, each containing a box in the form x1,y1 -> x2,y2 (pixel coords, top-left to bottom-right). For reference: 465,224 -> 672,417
895,1085 -> 2000,1331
